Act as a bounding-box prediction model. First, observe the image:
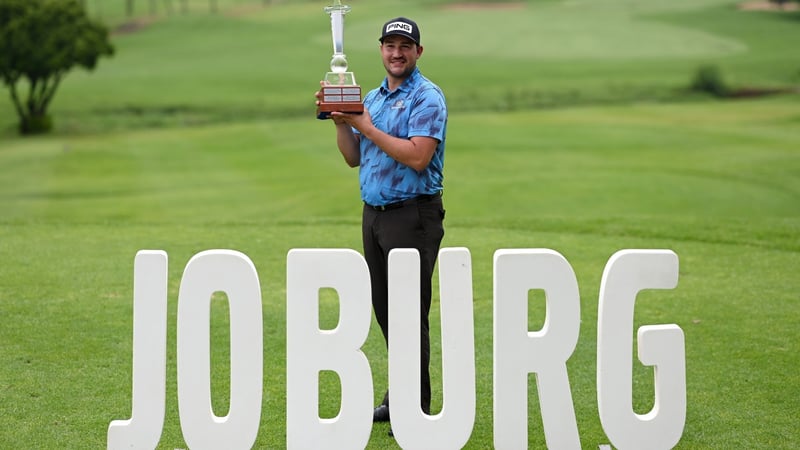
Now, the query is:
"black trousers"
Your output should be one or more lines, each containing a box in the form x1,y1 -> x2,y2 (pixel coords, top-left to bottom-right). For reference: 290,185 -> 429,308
362,194 -> 445,414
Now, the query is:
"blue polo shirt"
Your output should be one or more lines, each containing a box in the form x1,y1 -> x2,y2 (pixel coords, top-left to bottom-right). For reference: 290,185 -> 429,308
355,67 -> 447,206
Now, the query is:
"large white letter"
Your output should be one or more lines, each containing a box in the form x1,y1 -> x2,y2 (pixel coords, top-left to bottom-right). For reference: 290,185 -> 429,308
177,250 -> 263,450
388,248 -> 476,449
597,250 -> 686,450
493,249 -> 581,449
107,251 -> 167,450
286,249 -> 373,450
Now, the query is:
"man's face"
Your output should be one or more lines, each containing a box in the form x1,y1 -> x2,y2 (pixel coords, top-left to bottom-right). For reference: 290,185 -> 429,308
380,35 -> 423,80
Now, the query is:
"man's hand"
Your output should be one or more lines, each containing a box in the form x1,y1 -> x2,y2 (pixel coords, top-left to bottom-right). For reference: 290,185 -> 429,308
330,109 -> 371,131
314,81 -> 331,119
314,80 -> 327,106
332,105 -> 436,172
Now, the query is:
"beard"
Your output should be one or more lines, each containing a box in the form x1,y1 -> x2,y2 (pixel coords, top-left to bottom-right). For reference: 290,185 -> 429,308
384,59 -> 416,80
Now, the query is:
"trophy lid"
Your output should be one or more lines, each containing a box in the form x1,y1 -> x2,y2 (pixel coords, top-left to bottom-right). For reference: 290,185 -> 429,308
324,0 -> 350,14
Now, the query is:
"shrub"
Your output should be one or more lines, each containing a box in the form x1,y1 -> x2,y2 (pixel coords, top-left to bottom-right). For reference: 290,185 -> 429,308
690,65 -> 730,98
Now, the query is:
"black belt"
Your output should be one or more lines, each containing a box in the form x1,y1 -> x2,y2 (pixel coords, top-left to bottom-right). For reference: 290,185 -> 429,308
366,191 -> 442,211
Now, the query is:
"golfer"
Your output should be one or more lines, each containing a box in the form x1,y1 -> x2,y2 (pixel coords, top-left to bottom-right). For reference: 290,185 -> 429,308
316,16 -> 448,434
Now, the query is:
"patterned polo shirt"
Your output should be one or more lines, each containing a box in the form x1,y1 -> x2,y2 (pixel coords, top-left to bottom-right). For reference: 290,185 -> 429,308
355,67 -> 447,206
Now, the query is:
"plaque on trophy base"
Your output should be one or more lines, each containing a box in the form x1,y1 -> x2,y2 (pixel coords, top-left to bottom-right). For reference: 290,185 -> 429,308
317,0 -> 363,120
317,72 -> 363,119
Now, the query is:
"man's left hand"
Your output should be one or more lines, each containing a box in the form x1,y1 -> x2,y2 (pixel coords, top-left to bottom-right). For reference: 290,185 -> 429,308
331,109 -> 372,132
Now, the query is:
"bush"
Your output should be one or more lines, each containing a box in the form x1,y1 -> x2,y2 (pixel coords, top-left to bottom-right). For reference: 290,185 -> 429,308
690,65 -> 730,98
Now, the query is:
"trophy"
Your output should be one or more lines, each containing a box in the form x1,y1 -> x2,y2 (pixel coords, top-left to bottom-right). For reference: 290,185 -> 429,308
316,0 -> 363,120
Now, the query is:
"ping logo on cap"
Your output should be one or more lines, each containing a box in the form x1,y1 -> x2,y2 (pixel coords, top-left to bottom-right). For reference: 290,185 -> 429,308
386,21 -> 413,34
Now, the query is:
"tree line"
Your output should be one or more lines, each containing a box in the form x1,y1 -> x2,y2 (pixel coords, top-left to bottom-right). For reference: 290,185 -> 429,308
123,0 -> 211,16
88,0 -> 281,18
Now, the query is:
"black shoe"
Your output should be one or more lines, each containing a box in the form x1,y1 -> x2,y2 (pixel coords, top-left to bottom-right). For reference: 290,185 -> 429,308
373,404 -> 390,422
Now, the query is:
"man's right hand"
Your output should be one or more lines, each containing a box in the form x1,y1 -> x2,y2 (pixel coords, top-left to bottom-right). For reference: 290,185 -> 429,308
316,80 -> 348,123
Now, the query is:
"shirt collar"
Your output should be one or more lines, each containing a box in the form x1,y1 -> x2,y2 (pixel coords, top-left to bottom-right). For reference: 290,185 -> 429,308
380,66 -> 420,95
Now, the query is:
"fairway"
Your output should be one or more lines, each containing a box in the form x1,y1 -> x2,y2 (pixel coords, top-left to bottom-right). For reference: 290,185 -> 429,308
1,0 -> 799,448
371,3 -> 746,60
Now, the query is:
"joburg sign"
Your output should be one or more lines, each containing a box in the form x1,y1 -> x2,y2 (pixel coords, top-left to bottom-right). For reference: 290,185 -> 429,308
107,248 -> 686,450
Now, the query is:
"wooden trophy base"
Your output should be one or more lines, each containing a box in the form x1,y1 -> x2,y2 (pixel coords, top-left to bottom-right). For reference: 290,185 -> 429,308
317,84 -> 363,120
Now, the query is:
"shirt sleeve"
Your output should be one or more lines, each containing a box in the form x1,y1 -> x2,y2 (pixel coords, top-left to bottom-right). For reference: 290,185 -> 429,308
407,86 -> 447,142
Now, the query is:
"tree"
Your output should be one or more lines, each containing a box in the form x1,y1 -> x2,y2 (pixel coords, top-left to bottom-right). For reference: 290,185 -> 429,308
0,0 -> 114,134
768,0 -> 800,7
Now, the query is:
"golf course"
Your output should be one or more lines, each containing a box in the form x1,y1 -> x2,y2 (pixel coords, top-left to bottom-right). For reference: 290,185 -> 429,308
1,0 -> 798,447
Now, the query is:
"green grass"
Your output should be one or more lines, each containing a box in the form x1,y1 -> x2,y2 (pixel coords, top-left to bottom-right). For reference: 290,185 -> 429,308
3,0 -> 799,135
2,98 -> 798,448
1,0 -> 799,448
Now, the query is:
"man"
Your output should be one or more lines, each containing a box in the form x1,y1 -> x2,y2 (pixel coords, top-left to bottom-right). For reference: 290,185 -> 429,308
316,16 -> 448,431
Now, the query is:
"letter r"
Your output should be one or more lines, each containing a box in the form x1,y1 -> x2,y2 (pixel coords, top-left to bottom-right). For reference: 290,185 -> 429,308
493,249 -> 581,449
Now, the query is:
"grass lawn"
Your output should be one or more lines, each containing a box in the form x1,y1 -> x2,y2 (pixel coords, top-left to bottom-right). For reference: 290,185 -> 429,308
1,0 -> 799,448
2,97 -> 798,448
